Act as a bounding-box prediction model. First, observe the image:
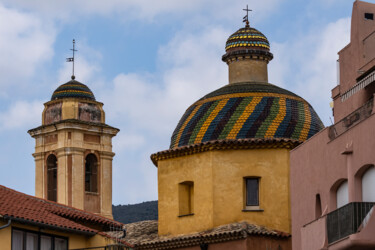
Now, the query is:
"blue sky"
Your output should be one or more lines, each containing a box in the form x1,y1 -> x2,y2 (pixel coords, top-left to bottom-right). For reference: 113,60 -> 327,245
0,0 -> 365,205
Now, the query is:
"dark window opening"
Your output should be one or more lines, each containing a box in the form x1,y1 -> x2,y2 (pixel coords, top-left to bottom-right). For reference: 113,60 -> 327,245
47,154 -> 57,202
365,13 -> 374,20
246,178 -> 259,206
85,154 -> 98,193
12,228 -> 68,250
315,194 -> 322,219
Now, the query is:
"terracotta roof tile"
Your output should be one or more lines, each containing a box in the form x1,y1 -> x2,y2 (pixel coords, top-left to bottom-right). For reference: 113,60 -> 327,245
151,138 -> 301,166
120,220 -> 290,249
0,185 -> 123,235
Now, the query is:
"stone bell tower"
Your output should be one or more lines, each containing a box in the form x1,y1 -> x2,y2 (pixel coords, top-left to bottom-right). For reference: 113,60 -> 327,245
28,76 -> 119,219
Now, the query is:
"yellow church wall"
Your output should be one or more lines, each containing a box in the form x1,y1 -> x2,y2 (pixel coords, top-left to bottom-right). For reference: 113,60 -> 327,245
34,152 -> 44,199
101,154 -> 114,218
211,149 -> 291,233
157,148 -> 291,236
72,151 -> 85,210
61,100 -> 77,120
158,151 -> 215,236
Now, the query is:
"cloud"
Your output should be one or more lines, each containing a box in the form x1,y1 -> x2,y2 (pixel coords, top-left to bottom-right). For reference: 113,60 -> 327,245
269,17 -> 351,125
97,26 -> 229,203
1,0 -> 283,22
0,100 -> 44,130
102,26 -> 228,138
0,4 -> 56,92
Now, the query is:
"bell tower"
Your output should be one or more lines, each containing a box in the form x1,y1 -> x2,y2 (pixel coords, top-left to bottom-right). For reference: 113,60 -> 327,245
28,76 -> 119,219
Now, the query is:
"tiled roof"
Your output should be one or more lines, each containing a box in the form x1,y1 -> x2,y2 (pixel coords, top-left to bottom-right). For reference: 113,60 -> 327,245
169,82 -> 324,150
225,27 -> 270,52
222,26 -> 273,62
0,185 -> 123,235
51,79 -> 95,101
152,138 -> 301,166
118,220 -> 289,249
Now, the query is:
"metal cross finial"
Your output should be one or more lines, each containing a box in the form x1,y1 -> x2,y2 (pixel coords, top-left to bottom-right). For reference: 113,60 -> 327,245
66,39 -> 77,80
243,5 -> 252,27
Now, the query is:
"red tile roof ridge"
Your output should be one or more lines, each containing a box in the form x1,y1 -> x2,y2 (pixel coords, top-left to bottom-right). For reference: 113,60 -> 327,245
122,220 -> 290,248
0,185 -> 123,232
98,231 -> 134,248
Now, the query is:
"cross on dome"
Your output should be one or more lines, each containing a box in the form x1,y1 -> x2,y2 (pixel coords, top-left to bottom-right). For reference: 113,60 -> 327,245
243,5 -> 252,27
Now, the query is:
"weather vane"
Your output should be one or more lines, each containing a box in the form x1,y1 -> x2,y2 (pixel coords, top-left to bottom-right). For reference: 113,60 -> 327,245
243,5 -> 252,27
66,39 -> 77,80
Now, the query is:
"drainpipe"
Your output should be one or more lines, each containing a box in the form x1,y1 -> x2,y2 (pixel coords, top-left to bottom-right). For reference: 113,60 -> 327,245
0,216 -> 11,230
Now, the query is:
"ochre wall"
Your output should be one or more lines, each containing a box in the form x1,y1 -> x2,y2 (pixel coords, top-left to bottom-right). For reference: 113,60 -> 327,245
31,103 -> 117,218
0,221 -> 115,250
157,148 -> 291,236
158,151 -> 214,235
228,59 -> 268,84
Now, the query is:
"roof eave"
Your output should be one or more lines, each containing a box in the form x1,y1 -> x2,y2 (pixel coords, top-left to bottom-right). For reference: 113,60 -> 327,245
150,138 -> 302,167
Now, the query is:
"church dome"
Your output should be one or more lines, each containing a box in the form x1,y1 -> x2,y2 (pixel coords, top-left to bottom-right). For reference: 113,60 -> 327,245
51,78 -> 96,101
222,26 -> 273,62
170,82 -> 324,149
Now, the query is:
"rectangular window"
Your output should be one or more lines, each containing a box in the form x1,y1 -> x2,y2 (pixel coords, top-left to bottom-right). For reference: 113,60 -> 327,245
245,178 -> 259,207
178,181 -> 194,216
365,13 -> 374,20
12,228 -> 68,250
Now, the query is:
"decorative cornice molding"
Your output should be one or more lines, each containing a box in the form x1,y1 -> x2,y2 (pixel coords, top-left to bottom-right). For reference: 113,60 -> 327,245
150,138 -> 301,166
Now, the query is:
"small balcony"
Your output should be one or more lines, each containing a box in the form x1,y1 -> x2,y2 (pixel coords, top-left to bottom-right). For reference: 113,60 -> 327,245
329,98 -> 373,140
327,202 -> 375,249
302,202 -> 375,250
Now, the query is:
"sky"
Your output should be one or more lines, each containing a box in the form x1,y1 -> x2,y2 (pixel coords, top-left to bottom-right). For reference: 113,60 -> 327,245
0,0 -> 368,205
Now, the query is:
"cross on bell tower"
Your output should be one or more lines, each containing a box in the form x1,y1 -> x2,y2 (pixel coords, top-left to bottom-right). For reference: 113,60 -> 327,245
66,39 -> 77,80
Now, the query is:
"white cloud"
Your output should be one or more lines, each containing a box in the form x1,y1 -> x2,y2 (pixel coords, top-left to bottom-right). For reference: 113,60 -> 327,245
0,4 -> 56,90
1,0 -> 283,22
269,17 -> 351,125
0,100 -> 44,130
103,26 -> 228,138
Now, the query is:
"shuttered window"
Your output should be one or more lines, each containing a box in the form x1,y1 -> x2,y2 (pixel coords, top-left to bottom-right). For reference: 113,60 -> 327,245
246,178 -> 259,206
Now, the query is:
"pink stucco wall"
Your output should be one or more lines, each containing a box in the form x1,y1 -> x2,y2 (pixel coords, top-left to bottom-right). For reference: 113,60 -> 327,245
291,107 -> 375,249
291,1 -> 375,249
333,1 -> 375,122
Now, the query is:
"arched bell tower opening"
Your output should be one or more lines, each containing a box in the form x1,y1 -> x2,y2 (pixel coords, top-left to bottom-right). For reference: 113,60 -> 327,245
85,154 -> 98,193
28,76 -> 119,218
46,154 -> 57,202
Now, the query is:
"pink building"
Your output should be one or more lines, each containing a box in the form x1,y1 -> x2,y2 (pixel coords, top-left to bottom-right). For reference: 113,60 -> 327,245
291,1 -> 375,249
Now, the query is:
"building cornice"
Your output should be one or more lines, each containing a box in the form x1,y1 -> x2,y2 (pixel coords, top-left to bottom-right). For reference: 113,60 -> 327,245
150,138 -> 301,166
28,119 -> 119,137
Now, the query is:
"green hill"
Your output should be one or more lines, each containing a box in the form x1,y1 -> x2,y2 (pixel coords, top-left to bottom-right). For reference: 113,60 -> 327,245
112,200 -> 158,224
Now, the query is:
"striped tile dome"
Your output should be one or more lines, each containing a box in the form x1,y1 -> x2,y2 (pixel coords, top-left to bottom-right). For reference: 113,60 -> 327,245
225,27 -> 270,52
51,79 -> 95,101
170,82 -> 324,149
222,26 -> 273,62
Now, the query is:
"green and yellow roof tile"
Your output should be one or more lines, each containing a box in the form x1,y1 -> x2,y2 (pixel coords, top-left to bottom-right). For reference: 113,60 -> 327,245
170,82 -> 324,149
51,79 -> 96,101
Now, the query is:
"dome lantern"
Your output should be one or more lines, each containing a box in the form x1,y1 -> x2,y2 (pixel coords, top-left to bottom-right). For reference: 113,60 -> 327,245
222,20 -> 273,84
